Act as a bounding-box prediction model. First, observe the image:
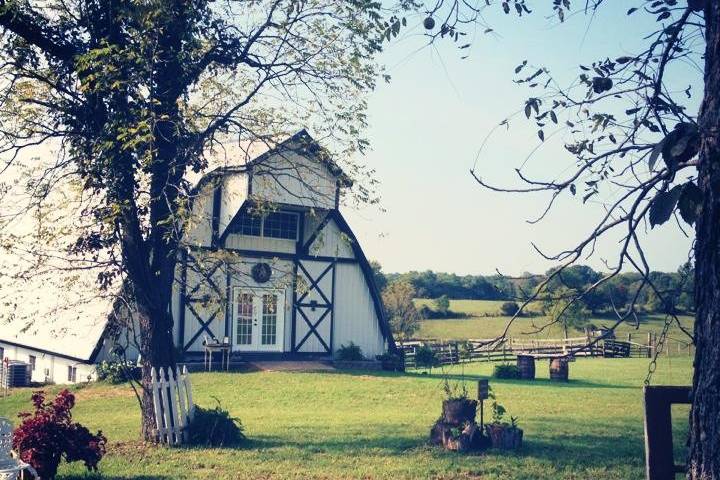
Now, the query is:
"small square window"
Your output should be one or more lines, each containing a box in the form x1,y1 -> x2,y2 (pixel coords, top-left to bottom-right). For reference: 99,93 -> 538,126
263,212 -> 298,240
238,212 -> 262,236
28,355 -> 36,371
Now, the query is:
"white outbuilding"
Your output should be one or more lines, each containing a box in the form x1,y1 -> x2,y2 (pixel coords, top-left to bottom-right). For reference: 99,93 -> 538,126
0,129 -> 395,381
173,129 -> 395,359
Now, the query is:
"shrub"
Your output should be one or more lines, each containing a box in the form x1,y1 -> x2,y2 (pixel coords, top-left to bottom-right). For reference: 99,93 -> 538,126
433,295 -> 450,314
96,361 -> 139,384
500,301 -> 520,316
376,352 -> 404,371
493,364 -> 520,379
13,390 -> 107,479
335,342 -> 365,361
188,399 -> 245,447
414,345 -> 438,372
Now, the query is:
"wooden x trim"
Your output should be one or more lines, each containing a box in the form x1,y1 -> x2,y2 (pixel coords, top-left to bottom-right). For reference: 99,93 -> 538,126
295,306 -> 331,353
186,256 -> 223,297
183,301 -> 222,351
296,261 -> 333,305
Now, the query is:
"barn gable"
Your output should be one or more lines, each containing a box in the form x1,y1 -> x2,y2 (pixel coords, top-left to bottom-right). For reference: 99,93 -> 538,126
174,130 -> 395,359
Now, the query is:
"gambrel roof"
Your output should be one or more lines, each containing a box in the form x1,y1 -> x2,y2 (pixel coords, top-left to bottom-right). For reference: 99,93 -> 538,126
0,268 -> 116,362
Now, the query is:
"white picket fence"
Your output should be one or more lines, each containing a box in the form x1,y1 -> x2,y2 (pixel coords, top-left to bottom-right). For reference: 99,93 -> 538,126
150,366 -> 195,445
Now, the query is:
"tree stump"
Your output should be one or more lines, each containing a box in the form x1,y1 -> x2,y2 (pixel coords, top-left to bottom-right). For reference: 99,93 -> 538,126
485,424 -> 523,450
430,399 -> 489,452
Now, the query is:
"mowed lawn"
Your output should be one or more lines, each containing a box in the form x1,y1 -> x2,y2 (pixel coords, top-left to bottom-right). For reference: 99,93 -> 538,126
0,357 -> 692,479
416,299 -> 695,353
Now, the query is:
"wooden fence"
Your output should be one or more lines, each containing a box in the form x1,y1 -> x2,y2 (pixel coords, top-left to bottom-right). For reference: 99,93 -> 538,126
151,366 -> 195,445
401,336 -> 654,369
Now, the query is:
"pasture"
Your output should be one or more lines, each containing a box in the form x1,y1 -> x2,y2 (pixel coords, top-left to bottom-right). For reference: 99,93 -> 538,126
416,299 -> 695,355
0,357 -> 692,479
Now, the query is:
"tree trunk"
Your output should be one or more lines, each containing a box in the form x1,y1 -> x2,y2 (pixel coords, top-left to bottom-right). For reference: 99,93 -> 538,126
688,2 -> 720,478
138,301 -> 177,441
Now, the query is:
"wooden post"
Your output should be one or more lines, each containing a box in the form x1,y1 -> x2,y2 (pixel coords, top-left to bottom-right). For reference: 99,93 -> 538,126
644,386 -> 691,480
150,367 -> 163,443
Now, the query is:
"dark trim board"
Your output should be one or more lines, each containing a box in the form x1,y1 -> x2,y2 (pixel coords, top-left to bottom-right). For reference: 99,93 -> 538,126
301,211 -> 333,254
211,181 -> 223,249
0,338 -> 94,364
187,244 -> 357,265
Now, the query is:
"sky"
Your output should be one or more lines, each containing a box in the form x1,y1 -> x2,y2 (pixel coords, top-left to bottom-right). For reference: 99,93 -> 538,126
343,4 -> 698,277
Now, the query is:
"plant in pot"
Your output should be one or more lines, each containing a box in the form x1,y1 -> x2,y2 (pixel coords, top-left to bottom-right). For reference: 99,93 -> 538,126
430,369 -> 487,452
484,389 -> 523,450
13,390 -> 106,479
440,374 -> 476,424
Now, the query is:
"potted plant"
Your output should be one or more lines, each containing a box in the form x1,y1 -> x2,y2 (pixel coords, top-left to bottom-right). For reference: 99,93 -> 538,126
440,369 -> 477,422
484,389 -> 523,450
430,369 -> 489,452
12,390 -> 106,479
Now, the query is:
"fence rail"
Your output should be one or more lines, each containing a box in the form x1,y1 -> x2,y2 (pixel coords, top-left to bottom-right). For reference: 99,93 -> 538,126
401,335 -> 659,369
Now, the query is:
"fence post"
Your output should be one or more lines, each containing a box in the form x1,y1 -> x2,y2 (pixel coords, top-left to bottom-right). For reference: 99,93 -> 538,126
183,366 -> 195,421
150,367 -> 164,443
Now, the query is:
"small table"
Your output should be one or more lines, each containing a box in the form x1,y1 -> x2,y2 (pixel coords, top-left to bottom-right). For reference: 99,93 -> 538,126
203,342 -> 231,372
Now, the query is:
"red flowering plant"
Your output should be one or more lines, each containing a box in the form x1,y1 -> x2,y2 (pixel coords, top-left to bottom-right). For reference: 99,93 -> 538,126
12,389 -> 107,479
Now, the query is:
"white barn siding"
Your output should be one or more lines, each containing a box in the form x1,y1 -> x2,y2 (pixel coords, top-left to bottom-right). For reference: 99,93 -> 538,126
302,211 -> 328,245
225,233 -> 295,254
218,174 -> 248,238
251,151 -> 337,210
0,342 -> 96,384
184,183 -> 214,247
308,219 -> 355,259
332,263 -> 385,358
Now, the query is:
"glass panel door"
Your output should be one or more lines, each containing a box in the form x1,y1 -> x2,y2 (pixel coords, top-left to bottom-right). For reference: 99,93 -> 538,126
233,288 -> 285,352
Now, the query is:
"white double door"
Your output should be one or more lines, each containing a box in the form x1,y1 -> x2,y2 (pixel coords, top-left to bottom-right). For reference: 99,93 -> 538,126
233,288 -> 285,352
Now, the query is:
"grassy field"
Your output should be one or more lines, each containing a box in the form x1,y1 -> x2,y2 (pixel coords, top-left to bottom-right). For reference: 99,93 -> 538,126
0,357 -> 692,479
416,299 -> 695,354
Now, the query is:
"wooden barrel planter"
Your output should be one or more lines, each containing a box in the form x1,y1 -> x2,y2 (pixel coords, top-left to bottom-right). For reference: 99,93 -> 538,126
516,355 -> 536,380
549,358 -> 569,381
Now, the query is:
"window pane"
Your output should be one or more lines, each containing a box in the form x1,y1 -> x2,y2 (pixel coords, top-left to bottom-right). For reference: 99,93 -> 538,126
238,212 -> 262,236
261,294 -> 278,345
263,212 -> 298,240
236,293 -> 254,345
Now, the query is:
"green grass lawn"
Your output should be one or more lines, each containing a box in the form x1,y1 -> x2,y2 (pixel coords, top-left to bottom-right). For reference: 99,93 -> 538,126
416,299 -> 695,355
0,357 -> 692,479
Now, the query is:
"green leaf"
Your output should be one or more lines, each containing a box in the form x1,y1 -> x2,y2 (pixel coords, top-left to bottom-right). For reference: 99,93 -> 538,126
649,185 -> 683,228
678,182 -> 702,225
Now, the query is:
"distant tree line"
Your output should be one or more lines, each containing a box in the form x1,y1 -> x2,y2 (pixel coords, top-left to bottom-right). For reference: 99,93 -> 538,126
371,262 -> 695,316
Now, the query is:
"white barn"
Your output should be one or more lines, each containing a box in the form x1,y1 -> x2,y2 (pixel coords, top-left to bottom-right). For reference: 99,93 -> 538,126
0,130 -> 395,381
174,130 -> 395,359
